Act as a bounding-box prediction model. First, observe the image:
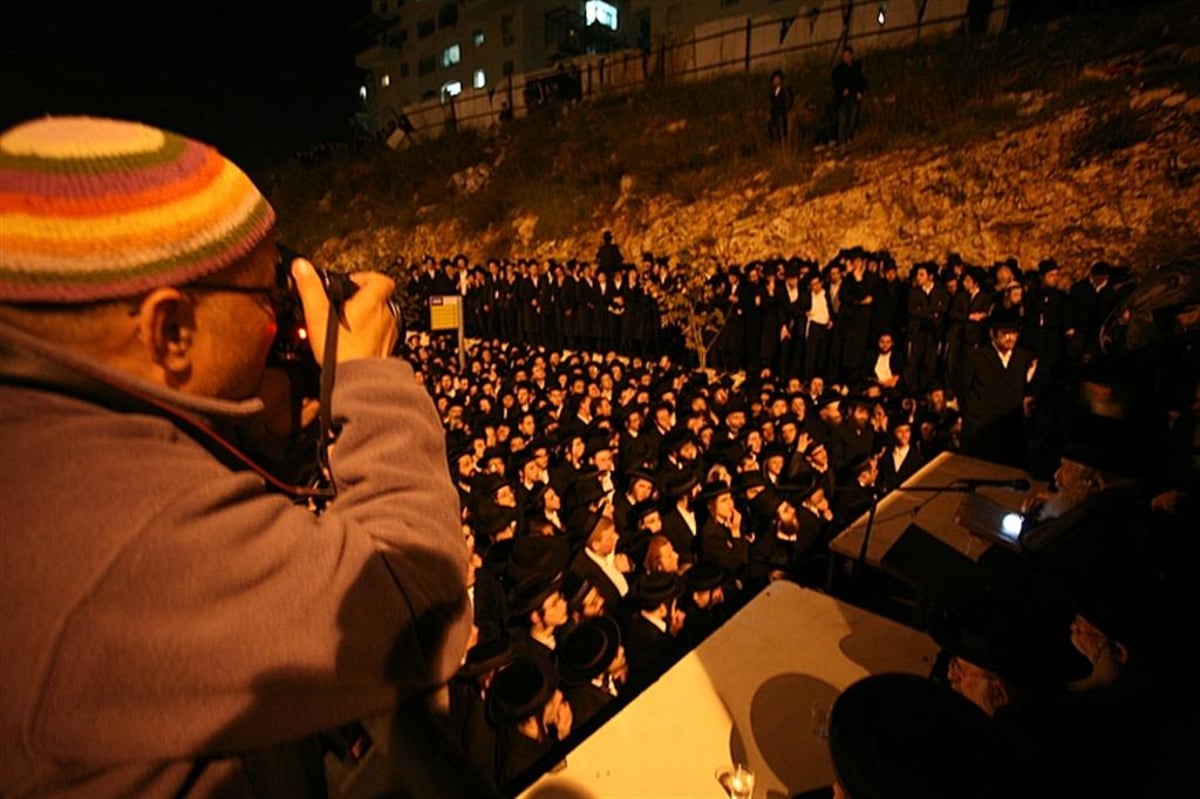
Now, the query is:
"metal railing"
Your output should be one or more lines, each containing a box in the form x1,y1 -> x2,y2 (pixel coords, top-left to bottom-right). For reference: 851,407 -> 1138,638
376,0 -> 1011,140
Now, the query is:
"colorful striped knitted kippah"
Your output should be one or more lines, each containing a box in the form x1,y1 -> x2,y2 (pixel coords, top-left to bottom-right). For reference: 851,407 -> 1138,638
0,116 -> 276,303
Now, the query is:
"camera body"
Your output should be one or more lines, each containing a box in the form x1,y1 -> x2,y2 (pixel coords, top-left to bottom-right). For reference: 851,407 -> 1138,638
270,245 -> 360,369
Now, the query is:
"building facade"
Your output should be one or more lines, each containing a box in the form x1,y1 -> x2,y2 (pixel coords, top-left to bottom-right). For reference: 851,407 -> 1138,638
356,1 -> 636,122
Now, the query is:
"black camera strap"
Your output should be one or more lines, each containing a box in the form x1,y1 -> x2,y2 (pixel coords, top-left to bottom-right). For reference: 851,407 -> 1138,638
315,278 -> 355,489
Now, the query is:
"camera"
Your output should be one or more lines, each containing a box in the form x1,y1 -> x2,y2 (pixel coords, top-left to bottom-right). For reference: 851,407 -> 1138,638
270,244 -> 361,369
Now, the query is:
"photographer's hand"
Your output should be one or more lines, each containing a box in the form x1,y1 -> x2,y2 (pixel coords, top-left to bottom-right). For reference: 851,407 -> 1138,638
292,260 -> 398,365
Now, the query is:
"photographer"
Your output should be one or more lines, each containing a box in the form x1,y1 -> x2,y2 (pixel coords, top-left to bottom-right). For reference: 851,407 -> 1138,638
0,117 -> 470,797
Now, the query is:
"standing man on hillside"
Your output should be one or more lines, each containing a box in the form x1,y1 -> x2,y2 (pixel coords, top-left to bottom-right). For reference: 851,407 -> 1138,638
0,116 -> 470,797
768,69 -> 795,143
596,230 -> 624,276
832,45 -> 867,146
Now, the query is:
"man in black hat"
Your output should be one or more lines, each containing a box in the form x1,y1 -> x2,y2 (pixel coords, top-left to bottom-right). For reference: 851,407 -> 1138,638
488,656 -> 573,786
904,262 -> 950,391
959,310 -> 1037,467
831,397 -> 876,474
1066,261 -> 1118,363
509,576 -> 570,660
833,456 -> 879,529
698,480 -> 752,579
1027,259 -> 1068,382
791,439 -> 836,502
448,635 -> 515,782
624,573 -> 687,688
569,515 -> 631,612
946,266 -> 992,395
658,467 -> 702,565
768,69 -> 795,142
715,266 -> 748,369
747,490 -> 819,582
804,270 -> 836,379
595,230 -> 624,276
837,249 -> 878,383
680,562 -> 731,645
777,260 -> 807,378
933,599 -> 1090,792
820,673 -> 1034,799
558,617 -> 625,728
612,468 -> 655,538
877,415 -> 924,492
832,45 -> 866,146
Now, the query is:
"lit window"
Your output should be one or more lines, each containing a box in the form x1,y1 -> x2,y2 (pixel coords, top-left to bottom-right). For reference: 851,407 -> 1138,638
586,1 -> 619,31
381,74 -> 391,88
473,29 -> 485,46
441,43 -> 461,67
442,81 -> 463,102
473,69 -> 486,89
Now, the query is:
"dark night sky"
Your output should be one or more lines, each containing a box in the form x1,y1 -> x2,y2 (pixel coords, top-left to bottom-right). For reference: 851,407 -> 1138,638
1,1 -> 366,167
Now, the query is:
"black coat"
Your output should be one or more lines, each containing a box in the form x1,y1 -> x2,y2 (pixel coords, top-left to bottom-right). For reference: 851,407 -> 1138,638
562,681 -> 613,729
658,506 -> 698,564
907,284 -> 950,341
960,344 -> 1036,464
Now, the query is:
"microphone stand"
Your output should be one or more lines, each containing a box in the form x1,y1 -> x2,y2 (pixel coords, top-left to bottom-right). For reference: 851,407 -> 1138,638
851,481 -> 982,589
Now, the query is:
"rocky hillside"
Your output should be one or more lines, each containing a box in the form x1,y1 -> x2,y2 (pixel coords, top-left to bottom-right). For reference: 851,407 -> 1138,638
270,3 -> 1200,278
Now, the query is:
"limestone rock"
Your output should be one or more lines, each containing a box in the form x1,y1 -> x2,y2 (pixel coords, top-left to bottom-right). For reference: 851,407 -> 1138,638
448,163 -> 492,195
1130,88 -> 1173,110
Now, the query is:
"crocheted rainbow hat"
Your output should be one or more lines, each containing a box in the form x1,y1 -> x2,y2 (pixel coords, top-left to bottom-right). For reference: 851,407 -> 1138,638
0,116 -> 276,303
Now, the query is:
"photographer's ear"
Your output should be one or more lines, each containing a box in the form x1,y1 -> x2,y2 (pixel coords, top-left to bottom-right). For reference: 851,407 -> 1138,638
136,287 -> 196,383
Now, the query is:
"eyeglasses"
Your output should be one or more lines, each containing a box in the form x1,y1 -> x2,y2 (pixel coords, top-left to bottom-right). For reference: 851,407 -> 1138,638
186,283 -> 290,314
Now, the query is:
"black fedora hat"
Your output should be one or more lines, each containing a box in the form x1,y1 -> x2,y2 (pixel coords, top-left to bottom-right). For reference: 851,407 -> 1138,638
632,572 -> 682,610
559,616 -> 622,686
829,673 -> 1033,799
458,634 -> 516,679
488,656 -> 560,725
685,561 -> 727,593
505,534 -> 571,586
471,502 -> 517,540
931,599 -> 1091,690
659,467 -> 701,500
697,479 -> 733,503
508,574 -> 564,620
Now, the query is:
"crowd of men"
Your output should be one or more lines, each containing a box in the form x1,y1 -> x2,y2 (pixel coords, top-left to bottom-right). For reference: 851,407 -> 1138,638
3,111 -> 1193,798
395,238 -> 1196,794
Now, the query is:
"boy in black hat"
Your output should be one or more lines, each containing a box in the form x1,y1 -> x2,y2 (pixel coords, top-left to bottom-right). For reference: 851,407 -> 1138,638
488,656 -> 573,787
558,617 -> 625,728
508,575 -> 570,660
698,479 -> 752,579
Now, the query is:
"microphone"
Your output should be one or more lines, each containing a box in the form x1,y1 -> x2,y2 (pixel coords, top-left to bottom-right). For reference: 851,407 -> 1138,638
956,477 -> 1032,491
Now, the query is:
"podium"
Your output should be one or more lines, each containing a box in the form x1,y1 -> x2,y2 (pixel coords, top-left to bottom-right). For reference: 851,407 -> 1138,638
520,583 -> 936,799
828,452 -> 1039,568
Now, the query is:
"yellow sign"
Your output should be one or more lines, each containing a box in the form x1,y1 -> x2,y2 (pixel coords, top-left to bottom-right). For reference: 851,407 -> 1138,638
430,294 -> 461,331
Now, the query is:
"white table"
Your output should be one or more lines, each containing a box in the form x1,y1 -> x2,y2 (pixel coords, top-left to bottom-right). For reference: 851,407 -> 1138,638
521,582 -> 937,799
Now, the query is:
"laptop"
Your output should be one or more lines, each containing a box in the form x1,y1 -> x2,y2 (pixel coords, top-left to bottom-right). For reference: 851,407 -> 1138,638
954,492 -> 1026,551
